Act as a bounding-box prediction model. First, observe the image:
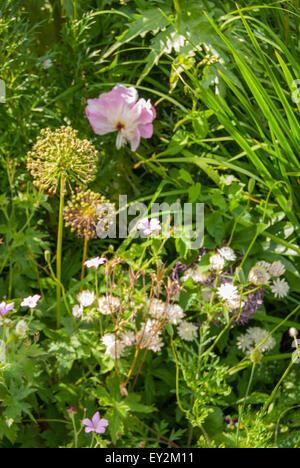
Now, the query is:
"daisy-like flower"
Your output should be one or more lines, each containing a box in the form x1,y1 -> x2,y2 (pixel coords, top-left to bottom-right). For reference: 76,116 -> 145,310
98,296 -> 121,315
15,320 -> 29,338
86,85 -> 156,152
269,261 -> 285,277
270,278 -> 289,298
82,412 -> 109,434
248,265 -> 270,286
84,257 -> 106,269
209,254 -> 225,271
21,295 -> 41,309
101,333 -> 126,359
0,302 -> 14,316
181,266 -> 210,284
77,290 -> 95,308
137,218 -> 161,236
177,322 -> 198,342
217,283 -> 239,301
218,246 -> 236,262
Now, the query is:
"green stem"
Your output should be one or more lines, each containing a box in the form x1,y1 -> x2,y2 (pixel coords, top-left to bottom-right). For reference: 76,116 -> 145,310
236,363 -> 256,445
56,176 -> 65,329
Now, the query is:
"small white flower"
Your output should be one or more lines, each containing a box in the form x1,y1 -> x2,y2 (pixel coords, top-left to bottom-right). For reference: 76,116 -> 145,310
225,295 -> 244,310
72,304 -> 83,319
148,299 -> 167,321
223,175 -> 235,185
101,333 -> 125,359
21,295 -> 41,309
84,257 -> 106,269
269,261 -> 285,277
177,322 -> 198,341
77,290 -> 95,307
98,296 -> 121,315
15,320 -> 29,338
209,254 -> 225,271
182,266 -> 210,284
237,333 -> 253,353
42,59 -> 52,69
217,283 -> 239,301
248,265 -> 270,285
218,246 -> 236,262
167,303 -> 184,324
137,320 -> 164,352
270,278 -> 289,298
120,331 -> 136,347
237,327 -> 276,354
137,218 -> 161,236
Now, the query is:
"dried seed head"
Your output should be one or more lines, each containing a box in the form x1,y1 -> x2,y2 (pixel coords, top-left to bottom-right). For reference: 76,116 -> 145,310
64,189 -> 113,239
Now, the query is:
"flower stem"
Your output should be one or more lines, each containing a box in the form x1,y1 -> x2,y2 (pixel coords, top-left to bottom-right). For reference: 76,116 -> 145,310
81,236 -> 88,284
56,175 -> 65,329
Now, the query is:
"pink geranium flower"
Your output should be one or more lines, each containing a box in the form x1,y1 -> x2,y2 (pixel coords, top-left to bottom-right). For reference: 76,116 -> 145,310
84,257 -> 106,269
137,218 -> 161,236
85,85 -> 156,151
21,295 -> 41,309
0,302 -> 14,316
82,411 -> 109,434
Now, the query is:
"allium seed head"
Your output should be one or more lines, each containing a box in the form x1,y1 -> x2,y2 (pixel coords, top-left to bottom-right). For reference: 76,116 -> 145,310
64,189 -> 113,239
26,126 -> 98,193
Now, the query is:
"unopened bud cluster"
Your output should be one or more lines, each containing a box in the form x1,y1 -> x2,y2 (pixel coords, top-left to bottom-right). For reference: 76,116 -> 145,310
26,126 -> 98,193
64,189 -> 113,239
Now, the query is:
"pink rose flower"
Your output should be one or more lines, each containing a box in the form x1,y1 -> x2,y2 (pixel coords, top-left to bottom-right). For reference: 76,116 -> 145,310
85,85 -> 156,151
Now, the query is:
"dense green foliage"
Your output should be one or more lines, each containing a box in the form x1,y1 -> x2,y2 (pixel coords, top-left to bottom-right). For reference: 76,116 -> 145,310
0,0 -> 299,448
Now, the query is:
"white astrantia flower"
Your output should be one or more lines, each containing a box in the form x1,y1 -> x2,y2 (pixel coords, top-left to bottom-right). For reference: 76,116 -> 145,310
72,304 -> 83,319
217,283 -> 239,301
15,320 -> 29,338
270,278 -> 289,298
166,303 -> 184,324
101,333 -> 125,359
218,246 -> 236,262
209,254 -> 225,271
98,296 -> 121,315
225,295 -> 244,311
120,331 -> 136,347
182,266 -> 210,284
77,290 -> 96,308
248,265 -> 270,286
177,322 -> 198,342
148,299 -> 167,321
237,327 -> 276,355
137,320 -> 164,352
237,333 -> 253,353
269,261 -> 286,277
